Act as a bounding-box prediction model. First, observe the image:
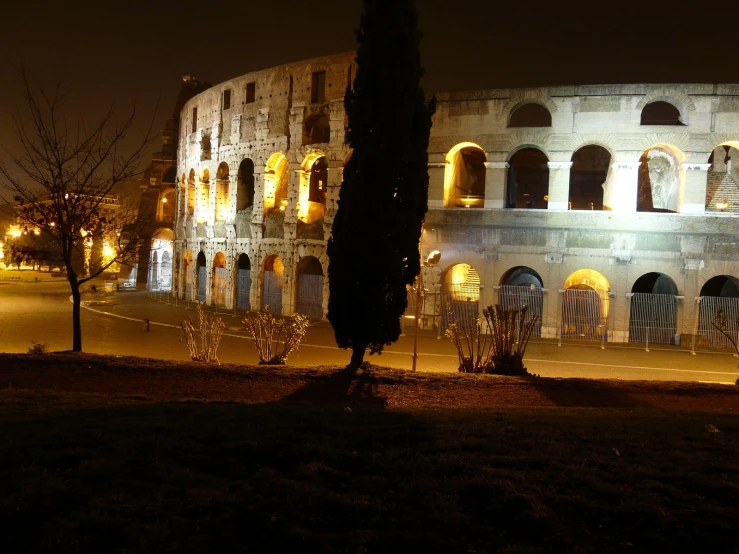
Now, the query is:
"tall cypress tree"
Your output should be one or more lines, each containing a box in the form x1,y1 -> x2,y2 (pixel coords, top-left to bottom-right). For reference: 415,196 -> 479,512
327,0 -> 435,366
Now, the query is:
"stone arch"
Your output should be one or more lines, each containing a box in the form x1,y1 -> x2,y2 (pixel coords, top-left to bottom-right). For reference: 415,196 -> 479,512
499,266 -> 544,337
640,101 -> 684,126
443,142 -> 487,208
197,168 -> 211,223
636,88 -> 695,123
235,253 -> 252,311
211,251 -> 228,307
264,153 -> 289,213
150,250 -> 159,290
160,189 -> 176,222
506,146 -> 549,209
303,112 -> 331,145
441,263 -> 480,331
296,255 -> 325,321
629,272 -> 679,345
262,254 -> 284,315
569,145 -> 612,210
196,251 -> 207,302
160,251 -> 172,292
298,151 -> 327,223
500,266 -> 543,288
215,162 -> 230,221
706,141 -> 739,212
565,268 -> 610,293
637,144 -> 685,213
183,250 -> 193,300
503,92 -> 558,120
562,268 -> 611,340
187,169 -> 196,216
700,275 -> 739,298
237,158 -> 255,212
508,103 -> 552,127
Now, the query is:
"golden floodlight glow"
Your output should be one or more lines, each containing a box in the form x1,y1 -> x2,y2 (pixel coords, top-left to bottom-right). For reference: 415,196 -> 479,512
7,225 -> 22,238
445,263 -> 481,302
103,244 -> 115,259
716,202 -> 728,212
162,197 -> 168,203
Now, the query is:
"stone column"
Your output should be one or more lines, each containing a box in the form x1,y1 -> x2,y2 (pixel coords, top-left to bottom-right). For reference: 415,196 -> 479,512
542,289 -> 561,340
283,164 -> 301,241
427,163 -> 446,209
680,163 -> 710,214
546,162 -> 572,210
681,259 -> 704,346
605,161 -> 640,213
484,162 -> 508,209
228,170 -> 239,222
251,167 -> 265,240
611,293 -> 629,343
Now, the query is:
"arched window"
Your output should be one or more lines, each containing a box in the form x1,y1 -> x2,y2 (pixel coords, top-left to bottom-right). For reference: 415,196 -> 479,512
444,144 -> 486,208
637,146 -> 682,213
263,255 -> 284,315
237,159 -> 255,211
236,253 -> 252,311
187,169 -> 196,216
507,148 -> 549,209
212,252 -> 227,307
296,256 -> 325,321
264,154 -> 289,213
640,101 -> 682,125
309,157 -> 328,203
298,154 -> 327,223
569,146 -> 611,210
629,272 -> 679,346
215,163 -> 230,221
160,190 -> 176,221
304,113 -> 331,144
441,263 -> 480,332
509,103 -> 552,127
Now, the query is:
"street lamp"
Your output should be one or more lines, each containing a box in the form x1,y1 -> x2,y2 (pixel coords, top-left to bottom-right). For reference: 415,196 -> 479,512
412,237 -> 441,372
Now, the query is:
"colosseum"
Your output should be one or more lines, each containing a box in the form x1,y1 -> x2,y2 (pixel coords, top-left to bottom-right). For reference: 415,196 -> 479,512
133,50 -> 739,349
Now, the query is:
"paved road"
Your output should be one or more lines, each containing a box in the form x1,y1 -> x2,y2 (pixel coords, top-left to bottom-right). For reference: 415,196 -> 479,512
1,279 -> 738,384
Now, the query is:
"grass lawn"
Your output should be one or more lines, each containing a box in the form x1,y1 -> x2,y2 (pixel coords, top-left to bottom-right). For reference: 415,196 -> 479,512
0,355 -> 738,552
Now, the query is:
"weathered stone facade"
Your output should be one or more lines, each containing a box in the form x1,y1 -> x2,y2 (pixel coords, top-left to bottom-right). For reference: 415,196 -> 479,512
166,51 -> 739,344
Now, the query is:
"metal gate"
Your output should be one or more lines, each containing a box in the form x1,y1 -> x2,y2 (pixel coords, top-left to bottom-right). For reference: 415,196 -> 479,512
561,289 -> 608,341
499,285 -> 543,338
198,266 -> 207,302
160,255 -> 172,292
696,296 -> 739,349
441,283 -> 479,332
263,271 -> 283,315
212,267 -> 228,307
236,269 -> 251,311
628,293 -> 678,346
296,274 -> 324,321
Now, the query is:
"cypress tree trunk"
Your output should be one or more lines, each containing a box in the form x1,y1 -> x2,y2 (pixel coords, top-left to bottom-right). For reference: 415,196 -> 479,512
70,280 -> 82,352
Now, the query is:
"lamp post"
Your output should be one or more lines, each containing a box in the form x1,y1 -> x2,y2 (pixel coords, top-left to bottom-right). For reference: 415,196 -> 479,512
412,230 -> 441,372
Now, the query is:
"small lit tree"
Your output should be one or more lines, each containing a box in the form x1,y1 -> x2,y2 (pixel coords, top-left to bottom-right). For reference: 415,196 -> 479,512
0,75 -> 153,351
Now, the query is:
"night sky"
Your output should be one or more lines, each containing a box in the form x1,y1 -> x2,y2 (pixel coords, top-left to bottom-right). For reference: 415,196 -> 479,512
1,0 -> 737,153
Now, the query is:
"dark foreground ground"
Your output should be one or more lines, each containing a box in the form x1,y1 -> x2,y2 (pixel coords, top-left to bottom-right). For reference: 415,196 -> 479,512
1,353 -> 738,553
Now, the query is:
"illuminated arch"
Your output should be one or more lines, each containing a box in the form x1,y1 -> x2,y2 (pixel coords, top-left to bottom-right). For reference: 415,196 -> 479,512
443,263 -> 481,302
197,168 -> 211,223
187,169 -> 196,216
262,254 -> 285,315
264,153 -> 289,213
211,251 -> 228,306
564,269 -> 610,293
443,142 -> 487,208
637,143 -> 685,213
215,162 -> 230,221
298,151 -> 328,223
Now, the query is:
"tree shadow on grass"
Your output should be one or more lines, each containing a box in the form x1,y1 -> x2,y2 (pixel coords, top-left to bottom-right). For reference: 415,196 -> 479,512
530,377 -> 647,408
279,364 -> 388,409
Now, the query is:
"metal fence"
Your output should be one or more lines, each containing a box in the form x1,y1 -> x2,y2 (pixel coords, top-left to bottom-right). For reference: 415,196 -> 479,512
560,289 -> 608,342
296,273 -> 324,321
440,283 -> 480,333
236,269 -> 251,311
498,285 -> 543,338
263,271 -> 283,315
628,293 -> 679,346
696,296 -> 739,349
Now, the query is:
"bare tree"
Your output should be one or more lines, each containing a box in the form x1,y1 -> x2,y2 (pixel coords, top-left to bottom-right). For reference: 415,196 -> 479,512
0,75 -> 154,352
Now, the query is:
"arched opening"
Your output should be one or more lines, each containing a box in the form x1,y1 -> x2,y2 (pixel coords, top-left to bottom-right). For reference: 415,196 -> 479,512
211,252 -> 228,307
640,101 -> 683,126
569,145 -> 611,210
507,148 -> 549,209
561,269 -> 610,341
160,190 -> 176,222
236,253 -> 252,311
183,250 -> 193,300
698,275 -> 739,349
298,153 -> 327,223
215,163 -> 230,221
264,154 -> 289,213
706,142 -> 739,212
509,103 -> 552,127
629,272 -> 679,345
262,255 -> 284,315
150,251 -> 159,291
637,145 -> 683,213
237,159 -> 255,211
296,256 -> 324,321
187,169 -> 196,216
499,266 -> 544,337
304,113 -> 331,145
197,168 -> 210,223
443,143 -> 486,208
160,251 -> 172,292
196,251 -> 207,302
441,263 -> 480,331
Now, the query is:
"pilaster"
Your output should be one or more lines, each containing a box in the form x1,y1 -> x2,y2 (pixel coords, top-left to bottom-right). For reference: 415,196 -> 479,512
680,163 -> 710,214
546,161 -> 572,210
484,162 -> 508,209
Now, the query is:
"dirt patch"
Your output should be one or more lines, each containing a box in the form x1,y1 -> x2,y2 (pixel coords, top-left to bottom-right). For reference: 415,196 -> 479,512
1,353 -> 737,412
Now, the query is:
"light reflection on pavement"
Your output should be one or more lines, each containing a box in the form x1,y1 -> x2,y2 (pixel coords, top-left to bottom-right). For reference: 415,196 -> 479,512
0,280 -> 738,384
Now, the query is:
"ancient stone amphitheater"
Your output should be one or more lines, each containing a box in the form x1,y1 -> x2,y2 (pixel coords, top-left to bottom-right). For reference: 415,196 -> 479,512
137,51 -> 739,349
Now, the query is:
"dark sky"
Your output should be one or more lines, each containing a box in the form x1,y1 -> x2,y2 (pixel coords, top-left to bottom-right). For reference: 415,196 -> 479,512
1,0 -> 738,154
